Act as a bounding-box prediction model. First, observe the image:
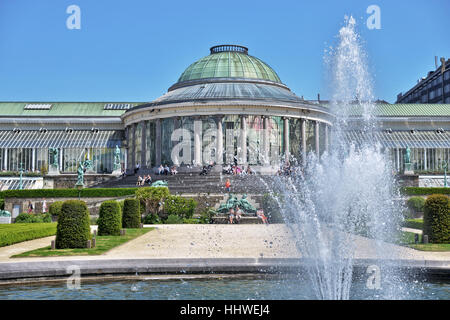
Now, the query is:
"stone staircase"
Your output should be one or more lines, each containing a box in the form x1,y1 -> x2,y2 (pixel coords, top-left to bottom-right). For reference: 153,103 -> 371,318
96,170 -> 276,195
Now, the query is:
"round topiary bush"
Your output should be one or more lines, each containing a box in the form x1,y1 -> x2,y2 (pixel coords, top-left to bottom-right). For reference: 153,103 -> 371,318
55,200 -> 91,249
406,196 -> 426,217
49,201 -> 64,219
97,200 -> 122,236
423,194 -> 450,244
122,198 -> 141,228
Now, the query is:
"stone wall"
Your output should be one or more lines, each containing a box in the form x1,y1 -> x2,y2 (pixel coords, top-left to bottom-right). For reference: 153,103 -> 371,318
45,174 -> 118,189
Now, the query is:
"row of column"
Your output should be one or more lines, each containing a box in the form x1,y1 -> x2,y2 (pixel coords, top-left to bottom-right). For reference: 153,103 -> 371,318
128,116 -> 328,169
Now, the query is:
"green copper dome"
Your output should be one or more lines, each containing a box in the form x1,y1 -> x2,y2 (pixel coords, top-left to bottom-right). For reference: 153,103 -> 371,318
177,45 -> 282,84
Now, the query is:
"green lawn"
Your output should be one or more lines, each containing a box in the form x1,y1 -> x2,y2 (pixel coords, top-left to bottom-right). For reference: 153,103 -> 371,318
12,228 -> 153,257
399,231 -> 450,252
0,223 -> 57,247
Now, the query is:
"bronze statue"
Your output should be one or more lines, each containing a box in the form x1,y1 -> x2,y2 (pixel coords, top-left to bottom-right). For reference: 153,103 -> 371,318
49,147 -> 59,168
238,194 -> 257,214
151,180 -> 168,187
76,161 -> 84,185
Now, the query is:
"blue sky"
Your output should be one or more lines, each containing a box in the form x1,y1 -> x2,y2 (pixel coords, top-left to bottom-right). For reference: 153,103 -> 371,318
0,0 -> 449,103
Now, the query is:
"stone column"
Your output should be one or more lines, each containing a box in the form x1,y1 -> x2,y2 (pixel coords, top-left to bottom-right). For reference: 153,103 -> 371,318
240,115 -> 247,165
216,116 -> 223,165
262,116 -> 270,166
59,148 -> 63,173
155,119 -> 161,166
3,149 -> 7,171
301,119 -> 307,155
131,123 -> 136,170
32,148 -> 36,172
424,148 -> 427,170
283,117 -> 289,160
315,121 -> 320,157
140,121 -> 146,170
396,148 -> 400,172
194,118 -> 202,166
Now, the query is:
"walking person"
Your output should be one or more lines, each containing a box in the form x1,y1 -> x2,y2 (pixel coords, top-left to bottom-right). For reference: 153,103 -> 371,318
27,201 -> 33,214
225,179 -> 231,192
42,198 -> 47,213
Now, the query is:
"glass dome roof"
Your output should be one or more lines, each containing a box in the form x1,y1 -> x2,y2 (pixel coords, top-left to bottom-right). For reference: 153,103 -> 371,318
177,45 -> 282,84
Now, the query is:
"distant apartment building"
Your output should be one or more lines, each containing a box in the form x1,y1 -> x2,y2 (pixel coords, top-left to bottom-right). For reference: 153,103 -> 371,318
396,57 -> 450,104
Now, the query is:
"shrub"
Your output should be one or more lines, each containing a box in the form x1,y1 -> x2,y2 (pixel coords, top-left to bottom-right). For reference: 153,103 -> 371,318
143,213 -> 162,224
97,201 -> 122,236
55,200 -> 91,249
402,218 -> 424,230
122,198 -> 141,228
15,213 -> 52,223
262,193 -> 284,223
135,187 -> 170,217
198,208 -> 215,224
0,199 -> 4,210
49,201 -> 64,218
164,195 -> 197,219
423,194 -> 450,244
406,197 -> 426,217
165,214 -> 183,224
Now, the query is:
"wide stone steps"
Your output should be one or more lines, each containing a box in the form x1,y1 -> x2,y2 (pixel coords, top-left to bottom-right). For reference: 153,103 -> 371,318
96,172 -> 276,194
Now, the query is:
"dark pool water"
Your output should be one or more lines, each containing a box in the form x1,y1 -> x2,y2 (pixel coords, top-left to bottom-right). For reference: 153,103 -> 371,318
0,276 -> 449,300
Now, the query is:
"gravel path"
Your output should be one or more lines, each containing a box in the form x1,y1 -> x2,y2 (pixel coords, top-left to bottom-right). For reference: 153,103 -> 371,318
0,224 -> 449,264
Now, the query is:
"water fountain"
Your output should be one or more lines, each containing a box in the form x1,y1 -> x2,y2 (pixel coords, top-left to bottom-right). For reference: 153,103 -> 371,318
270,16 -> 406,299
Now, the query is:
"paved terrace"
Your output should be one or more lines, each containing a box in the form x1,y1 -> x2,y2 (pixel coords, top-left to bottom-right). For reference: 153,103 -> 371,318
0,225 -> 449,281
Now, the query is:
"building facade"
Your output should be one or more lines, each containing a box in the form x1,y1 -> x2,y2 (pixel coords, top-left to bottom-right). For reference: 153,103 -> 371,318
396,58 -> 450,104
0,45 -> 449,186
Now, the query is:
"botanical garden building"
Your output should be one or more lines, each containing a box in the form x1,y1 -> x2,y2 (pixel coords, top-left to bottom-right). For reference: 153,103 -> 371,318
0,45 -> 449,187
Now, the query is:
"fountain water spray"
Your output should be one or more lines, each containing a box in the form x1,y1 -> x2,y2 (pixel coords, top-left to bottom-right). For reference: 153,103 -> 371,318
272,16 -> 405,299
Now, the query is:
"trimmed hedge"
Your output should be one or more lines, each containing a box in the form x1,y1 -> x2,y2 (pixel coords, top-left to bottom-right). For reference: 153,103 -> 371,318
97,201 -> 122,236
164,195 -> 197,219
0,223 -> 57,247
0,188 -> 139,199
423,194 -> 450,244
122,198 -> 141,228
402,218 -> 424,230
15,213 -> 52,223
55,200 -> 91,249
402,187 -> 450,196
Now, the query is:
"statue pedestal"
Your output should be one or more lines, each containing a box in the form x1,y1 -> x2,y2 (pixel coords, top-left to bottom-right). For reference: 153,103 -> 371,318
48,166 -> 60,175
404,163 -> 414,175
112,169 -> 121,176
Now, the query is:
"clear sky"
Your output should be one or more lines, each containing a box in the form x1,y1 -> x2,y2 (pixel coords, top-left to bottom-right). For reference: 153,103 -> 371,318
0,0 -> 449,103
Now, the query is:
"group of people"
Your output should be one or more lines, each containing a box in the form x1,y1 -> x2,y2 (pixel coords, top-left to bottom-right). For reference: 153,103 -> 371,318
26,199 -> 48,214
158,164 -> 178,175
277,162 -> 296,176
136,175 -> 152,186
227,206 -> 269,225
222,164 -> 255,176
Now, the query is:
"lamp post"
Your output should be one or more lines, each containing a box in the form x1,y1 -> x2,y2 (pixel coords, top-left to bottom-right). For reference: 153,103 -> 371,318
75,181 -> 84,200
